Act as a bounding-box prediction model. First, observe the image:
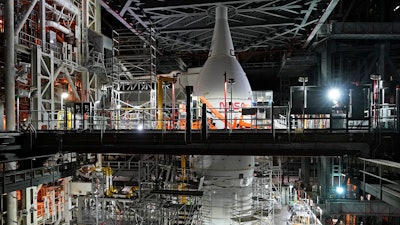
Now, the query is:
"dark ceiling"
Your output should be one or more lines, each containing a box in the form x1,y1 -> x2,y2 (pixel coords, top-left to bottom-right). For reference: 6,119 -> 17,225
100,0 -> 400,92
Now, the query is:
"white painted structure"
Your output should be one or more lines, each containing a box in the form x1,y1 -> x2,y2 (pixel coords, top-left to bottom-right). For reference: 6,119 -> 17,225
193,5 -> 255,225
194,5 -> 253,128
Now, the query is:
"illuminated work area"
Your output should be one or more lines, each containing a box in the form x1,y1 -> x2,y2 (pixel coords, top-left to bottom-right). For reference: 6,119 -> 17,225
0,0 -> 400,225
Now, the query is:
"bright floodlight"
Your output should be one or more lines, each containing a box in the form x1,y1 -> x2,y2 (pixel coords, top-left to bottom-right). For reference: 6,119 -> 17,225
61,92 -> 69,99
328,88 -> 341,101
335,186 -> 344,194
137,124 -> 143,130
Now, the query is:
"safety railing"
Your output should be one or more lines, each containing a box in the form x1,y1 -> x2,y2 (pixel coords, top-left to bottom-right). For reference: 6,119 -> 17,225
0,155 -> 77,193
19,106 -> 284,131
17,103 -> 398,134
103,160 -> 140,170
373,103 -> 397,130
17,31 -> 41,48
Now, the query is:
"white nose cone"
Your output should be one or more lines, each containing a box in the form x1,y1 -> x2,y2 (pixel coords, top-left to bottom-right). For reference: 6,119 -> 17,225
194,6 -> 252,109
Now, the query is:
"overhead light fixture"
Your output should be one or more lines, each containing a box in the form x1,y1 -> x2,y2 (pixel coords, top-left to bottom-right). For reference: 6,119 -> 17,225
298,76 -> 308,83
61,92 -> 69,99
61,92 -> 69,110
328,88 -> 341,103
335,186 -> 344,194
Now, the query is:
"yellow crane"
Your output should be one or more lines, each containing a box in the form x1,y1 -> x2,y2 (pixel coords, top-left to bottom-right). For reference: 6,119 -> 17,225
157,76 -> 177,129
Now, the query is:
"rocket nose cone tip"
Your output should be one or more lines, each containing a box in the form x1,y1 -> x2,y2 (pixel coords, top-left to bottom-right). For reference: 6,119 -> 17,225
215,6 -> 228,20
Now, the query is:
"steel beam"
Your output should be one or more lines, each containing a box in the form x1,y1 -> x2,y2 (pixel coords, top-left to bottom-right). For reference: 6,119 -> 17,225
5,0 -> 15,131
27,131 -> 370,156
15,0 -> 39,35
327,199 -> 400,216
7,192 -> 18,225
98,0 -> 150,46
329,34 -> 400,40
303,0 -> 340,48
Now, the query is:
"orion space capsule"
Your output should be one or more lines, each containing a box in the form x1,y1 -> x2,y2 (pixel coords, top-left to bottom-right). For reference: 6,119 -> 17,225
194,5 -> 253,127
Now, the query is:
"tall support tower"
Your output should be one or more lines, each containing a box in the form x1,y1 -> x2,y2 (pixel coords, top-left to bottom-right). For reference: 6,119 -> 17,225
110,27 -> 157,129
28,0 -> 85,130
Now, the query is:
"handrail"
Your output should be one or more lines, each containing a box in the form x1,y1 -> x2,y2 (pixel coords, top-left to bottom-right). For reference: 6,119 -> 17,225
0,162 -> 76,193
17,102 -> 397,133
103,160 -> 140,170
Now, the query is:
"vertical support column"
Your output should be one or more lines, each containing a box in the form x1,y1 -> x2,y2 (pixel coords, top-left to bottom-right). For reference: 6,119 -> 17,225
271,102 -> 275,139
96,154 -> 102,168
76,197 -> 84,223
317,157 -> 322,200
81,0 -> 89,66
331,157 -> 342,198
319,41 -> 333,86
95,0 -> 102,32
362,160 -> 366,199
81,71 -> 89,102
396,88 -> 400,133
379,164 -> 382,200
7,191 -> 18,225
201,103 -> 207,142
40,0 -> 46,49
319,156 -> 331,200
138,160 -> 142,200
156,78 -> 164,129
301,157 -> 311,190
23,186 -> 38,225
75,2 -> 83,66
49,51 -> 55,126
63,177 -> 72,223
31,46 -> 41,129
0,103 -> 4,130
378,43 -> 385,79
185,86 -> 193,144
5,0 -> 15,131
5,0 -> 18,223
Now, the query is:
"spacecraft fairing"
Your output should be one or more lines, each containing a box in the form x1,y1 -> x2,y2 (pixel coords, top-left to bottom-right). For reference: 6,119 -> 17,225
194,5 -> 253,128
192,5 -> 255,225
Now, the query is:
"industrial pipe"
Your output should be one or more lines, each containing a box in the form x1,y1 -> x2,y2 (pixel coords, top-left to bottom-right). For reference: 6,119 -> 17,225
46,21 -> 71,35
5,0 -> 15,131
52,0 -> 79,14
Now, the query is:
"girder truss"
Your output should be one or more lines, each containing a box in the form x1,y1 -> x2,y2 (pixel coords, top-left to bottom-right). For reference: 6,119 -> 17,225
100,0 -> 337,53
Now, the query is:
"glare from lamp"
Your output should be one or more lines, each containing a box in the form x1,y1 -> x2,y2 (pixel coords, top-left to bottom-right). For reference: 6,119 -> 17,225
61,92 -> 69,99
335,186 -> 344,195
137,124 -> 143,130
328,88 -> 341,102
